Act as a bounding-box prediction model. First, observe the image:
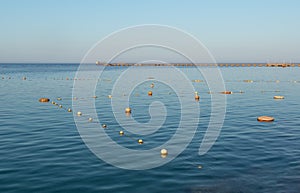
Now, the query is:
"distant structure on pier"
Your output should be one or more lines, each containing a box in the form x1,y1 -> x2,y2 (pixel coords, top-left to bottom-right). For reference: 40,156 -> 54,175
266,63 -> 292,68
95,61 -> 299,67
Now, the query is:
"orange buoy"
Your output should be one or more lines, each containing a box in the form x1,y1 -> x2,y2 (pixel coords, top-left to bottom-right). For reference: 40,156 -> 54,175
221,91 -> 233,94
257,116 -> 275,122
39,98 -> 50,102
148,91 -> 153,96
195,95 -> 200,100
125,107 -> 131,113
273,96 -> 284,99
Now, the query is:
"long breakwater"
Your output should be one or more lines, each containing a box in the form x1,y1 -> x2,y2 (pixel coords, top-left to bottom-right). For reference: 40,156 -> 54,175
96,63 -> 300,67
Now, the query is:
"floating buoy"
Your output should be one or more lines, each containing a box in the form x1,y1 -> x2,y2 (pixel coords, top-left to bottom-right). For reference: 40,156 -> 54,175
150,83 -> 154,88
88,117 -> 93,122
197,165 -> 203,169
274,96 -> 284,99
193,79 -> 202,83
161,148 -> 168,155
51,101 -> 55,104
59,105 -> 62,108
102,124 -> 107,128
148,91 -> 153,96
77,111 -> 82,116
257,116 -> 274,122
73,97 -> 78,100
92,96 -> 97,98
57,97 -> 62,101
39,98 -> 50,103
221,91 -> 233,94
108,95 -> 112,99
22,77 -> 26,80
125,107 -> 131,113
119,130 -> 124,136
67,108 -> 72,112
194,92 -> 200,100
138,139 -> 143,144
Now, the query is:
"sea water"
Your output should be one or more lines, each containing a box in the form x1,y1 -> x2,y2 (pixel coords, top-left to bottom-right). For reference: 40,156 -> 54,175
0,63 -> 299,193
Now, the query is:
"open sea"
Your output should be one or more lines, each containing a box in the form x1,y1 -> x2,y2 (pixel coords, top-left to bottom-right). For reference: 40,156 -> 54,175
0,63 -> 300,193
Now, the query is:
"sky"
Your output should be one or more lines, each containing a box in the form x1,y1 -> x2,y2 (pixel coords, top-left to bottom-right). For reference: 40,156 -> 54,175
0,0 -> 300,63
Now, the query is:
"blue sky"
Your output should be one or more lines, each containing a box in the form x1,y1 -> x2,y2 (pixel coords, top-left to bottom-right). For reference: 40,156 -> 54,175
0,0 -> 299,63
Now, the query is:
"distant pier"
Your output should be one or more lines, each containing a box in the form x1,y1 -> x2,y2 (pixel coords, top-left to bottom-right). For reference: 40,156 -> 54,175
95,62 -> 299,67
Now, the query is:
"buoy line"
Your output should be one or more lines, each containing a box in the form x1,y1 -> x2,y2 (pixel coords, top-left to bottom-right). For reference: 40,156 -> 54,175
39,97 -> 143,144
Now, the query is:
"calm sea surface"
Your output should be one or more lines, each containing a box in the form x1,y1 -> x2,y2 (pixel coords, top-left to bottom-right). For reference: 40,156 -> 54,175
0,63 -> 300,193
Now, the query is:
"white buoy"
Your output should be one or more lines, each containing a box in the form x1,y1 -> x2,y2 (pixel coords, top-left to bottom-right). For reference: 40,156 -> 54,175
88,117 -> 93,122
67,108 -> 72,112
102,124 -> 107,128
274,96 -> 284,99
125,107 -> 131,113
77,111 -> 82,116
161,148 -> 168,155
119,131 -> 124,136
138,139 -> 143,144
108,95 -> 112,99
